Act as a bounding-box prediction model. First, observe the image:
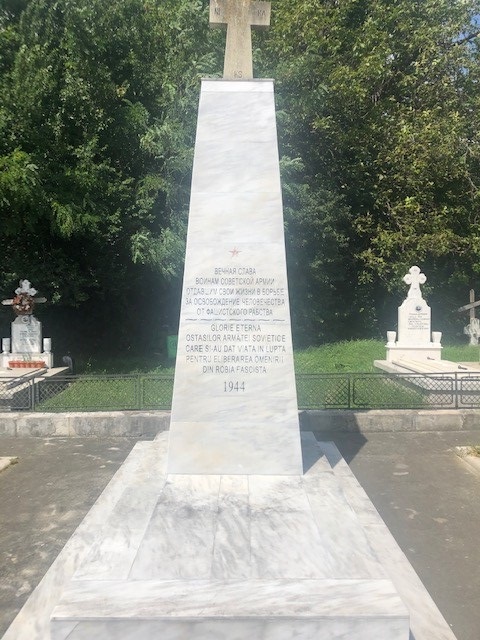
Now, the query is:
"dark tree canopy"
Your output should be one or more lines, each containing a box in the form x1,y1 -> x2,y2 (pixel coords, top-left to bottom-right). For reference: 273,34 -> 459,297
1,0 -> 480,352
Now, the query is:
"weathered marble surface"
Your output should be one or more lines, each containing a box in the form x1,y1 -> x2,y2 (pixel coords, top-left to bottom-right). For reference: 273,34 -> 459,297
168,80 -> 302,476
50,432 -> 409,639
4,433 -> 458,639
52,579 -> 408,640
2,435 -> 169,640
209,0 -> 271,80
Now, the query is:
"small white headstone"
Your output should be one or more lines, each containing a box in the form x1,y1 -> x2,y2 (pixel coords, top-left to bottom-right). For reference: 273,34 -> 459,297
1,279 -> 53,368
385,266 -> 442,362
11,315 -> 42,353
397,267 -> 431,345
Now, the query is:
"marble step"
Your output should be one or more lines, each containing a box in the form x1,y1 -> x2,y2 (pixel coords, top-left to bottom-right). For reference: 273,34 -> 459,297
51,578 -> 408,640
50,442 -> 410,640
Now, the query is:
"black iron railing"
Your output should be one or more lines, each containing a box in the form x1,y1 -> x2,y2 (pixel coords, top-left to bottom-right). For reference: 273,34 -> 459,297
1,371 -> 480,412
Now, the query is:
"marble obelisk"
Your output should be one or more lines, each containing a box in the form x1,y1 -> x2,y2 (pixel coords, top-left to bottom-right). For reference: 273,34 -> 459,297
167,4 -> 302,476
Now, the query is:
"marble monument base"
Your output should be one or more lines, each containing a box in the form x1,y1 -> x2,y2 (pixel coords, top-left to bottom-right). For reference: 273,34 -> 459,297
385,344 -> 442,362
1,351 -> 53,369
52,579 -> 406,639
50,433 -> 409,640
5,433 -> 457,640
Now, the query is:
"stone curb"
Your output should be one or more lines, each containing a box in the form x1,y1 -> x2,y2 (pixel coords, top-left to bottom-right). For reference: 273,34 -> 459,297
0,412 -> 170,438
464,455 -> 480,475
0,409 -> 480,437
455,446 -> 480,475
300,409 -> 480,432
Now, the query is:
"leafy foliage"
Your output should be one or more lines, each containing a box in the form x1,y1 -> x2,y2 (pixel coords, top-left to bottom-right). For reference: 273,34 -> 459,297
0,0 -> 217,349
1,0 -> 480,353
265,0 -> 480,341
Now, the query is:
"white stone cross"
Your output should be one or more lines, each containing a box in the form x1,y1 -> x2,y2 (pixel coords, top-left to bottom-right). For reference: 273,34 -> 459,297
1,279 -> 47,315
457,289 -> 480,345
15,280 -> 37,297
464,317 -> 480,345
403,266 -> 426,299
210,0 -> 271,79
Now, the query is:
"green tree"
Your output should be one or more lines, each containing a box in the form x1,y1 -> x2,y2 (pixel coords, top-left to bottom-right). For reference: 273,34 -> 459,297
2,0 -> 480,352
0,0 -> 218,351
265,0 -> 480,341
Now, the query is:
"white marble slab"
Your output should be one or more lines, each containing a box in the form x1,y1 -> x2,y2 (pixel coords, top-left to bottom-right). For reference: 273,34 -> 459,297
168,80 -> 303,476
129,475 -> 221,580
186,192 -> 283,241
51,618 -> 408,640
50,435 -> 410,639
51,578 -> 408,640
5,433 -> 460,639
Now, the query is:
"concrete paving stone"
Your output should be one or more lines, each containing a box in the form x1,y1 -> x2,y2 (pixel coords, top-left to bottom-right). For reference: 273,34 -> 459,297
17,415 -> 69,437
326,429 -> 480,640
0,419 -> 16,437
0,436 -> 139,637
0,457 -> 18,473
461,411 -> 480,430
352,410 -> 416,432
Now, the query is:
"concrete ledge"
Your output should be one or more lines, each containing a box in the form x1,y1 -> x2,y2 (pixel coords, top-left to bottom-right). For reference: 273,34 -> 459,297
0,412 -> 170,437
0,409 -> 480,436
0,409 -> 480,438
0,456 -> 18,472
300,409 -> 480,433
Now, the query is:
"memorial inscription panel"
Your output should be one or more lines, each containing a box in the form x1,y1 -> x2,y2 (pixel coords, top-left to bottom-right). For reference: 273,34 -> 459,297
398,299 -> 431,345
168,80 -> 302,475
182,265 -> 287,382
11,316 -> 42,353
172,242 -> 297,427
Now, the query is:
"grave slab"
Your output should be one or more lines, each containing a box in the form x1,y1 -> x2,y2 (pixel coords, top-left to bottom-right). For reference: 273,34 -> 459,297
383,266 -> 442,363
2,433 -> 459,639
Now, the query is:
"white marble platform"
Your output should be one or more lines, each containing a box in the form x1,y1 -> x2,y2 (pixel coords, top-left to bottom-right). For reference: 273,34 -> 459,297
4,432 -> 458,639
48,432 -> 408,639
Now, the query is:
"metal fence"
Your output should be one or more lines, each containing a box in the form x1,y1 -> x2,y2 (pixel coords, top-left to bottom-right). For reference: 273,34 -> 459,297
295,372 -> 480,409
1,371 -> 480,412
0,374 -> 174,412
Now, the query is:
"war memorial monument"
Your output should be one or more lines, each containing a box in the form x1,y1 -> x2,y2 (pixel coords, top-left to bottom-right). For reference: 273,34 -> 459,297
3,2 -> 458,639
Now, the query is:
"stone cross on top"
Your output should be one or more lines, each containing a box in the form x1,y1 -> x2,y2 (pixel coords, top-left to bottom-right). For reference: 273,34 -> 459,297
403,266 -> 426,299
1,279 -> 47,315
210,0 -> 271,80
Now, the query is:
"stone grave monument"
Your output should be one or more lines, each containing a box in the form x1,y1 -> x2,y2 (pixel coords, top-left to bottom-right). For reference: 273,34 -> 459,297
3,3 -> 459,640
375,267 -> 480,378
167,0 -> 301,476
383,266 -> 442,362
457,289 -> 480,345
1,279 -> 53,369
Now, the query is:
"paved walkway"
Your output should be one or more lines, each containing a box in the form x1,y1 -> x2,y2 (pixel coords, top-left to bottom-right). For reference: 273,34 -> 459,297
326,430 -> 480,640
0,430 -> 479,640
0,437 -> 137,638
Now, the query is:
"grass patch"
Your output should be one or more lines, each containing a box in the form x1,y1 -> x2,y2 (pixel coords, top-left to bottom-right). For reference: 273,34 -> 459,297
442,344 -> 480,364
296,371 -> 426,409
294,339 -> 386,373
72,340 -> 480,376
75,354 -> 175,375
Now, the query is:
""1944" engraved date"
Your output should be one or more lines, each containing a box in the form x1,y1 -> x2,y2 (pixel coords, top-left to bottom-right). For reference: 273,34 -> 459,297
223,381 -> 246,392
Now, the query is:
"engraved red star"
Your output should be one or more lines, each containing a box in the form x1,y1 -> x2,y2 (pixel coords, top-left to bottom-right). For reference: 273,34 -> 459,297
230,247 -> 241,257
